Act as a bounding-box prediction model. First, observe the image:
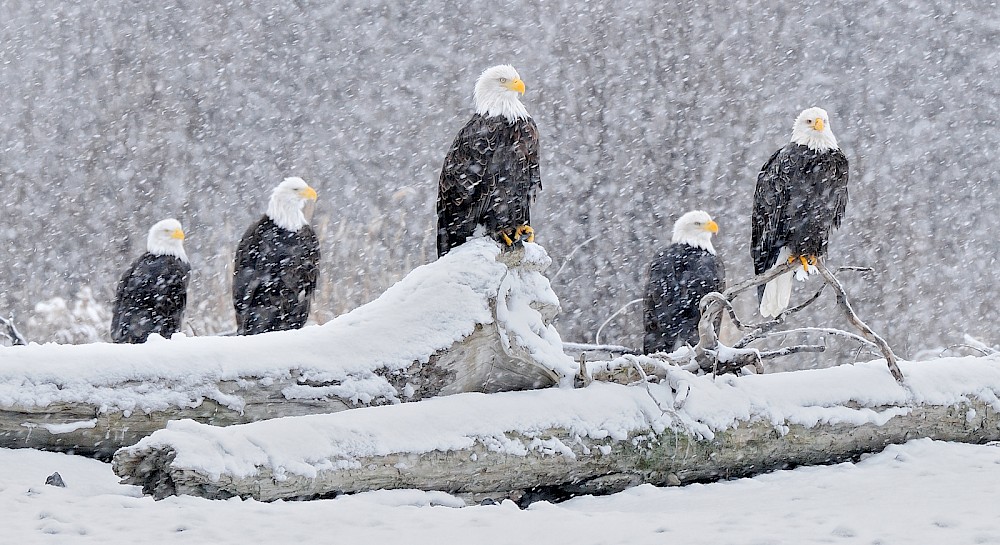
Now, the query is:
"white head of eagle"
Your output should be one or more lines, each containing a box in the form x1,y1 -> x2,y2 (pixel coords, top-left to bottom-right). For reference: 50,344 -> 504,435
474,64 -> 529,122
672,210 -> 719,255
791,107 -> 839,152
266,177 -> 319,232
146,218 -> 188,263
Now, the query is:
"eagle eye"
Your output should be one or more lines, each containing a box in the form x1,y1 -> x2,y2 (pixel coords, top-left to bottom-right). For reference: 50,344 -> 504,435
499,77 -> 507,83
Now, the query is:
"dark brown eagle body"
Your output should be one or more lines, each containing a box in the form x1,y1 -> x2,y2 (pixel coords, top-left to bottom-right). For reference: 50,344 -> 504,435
751,142 -> 849,297
436,113 -> 540,257
111,253 -> 190,344
643,244 -> 726,354
233,216 -> 320,335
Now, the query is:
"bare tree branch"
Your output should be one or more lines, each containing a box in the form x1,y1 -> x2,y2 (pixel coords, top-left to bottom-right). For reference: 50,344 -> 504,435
757,344 -> 827,359
686,260 -> 902,381
814,259 -> 903,382
562,342 -> 634,354
762,327 -> 878,349
940,344 -> 995,357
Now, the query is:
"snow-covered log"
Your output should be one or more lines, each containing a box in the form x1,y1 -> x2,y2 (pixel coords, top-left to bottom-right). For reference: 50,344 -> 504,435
0,240 -> 576,458
113,356 -> 1000,501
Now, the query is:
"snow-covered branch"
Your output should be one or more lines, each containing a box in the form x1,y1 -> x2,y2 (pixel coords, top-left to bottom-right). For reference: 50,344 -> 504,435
0,315 -> 27,346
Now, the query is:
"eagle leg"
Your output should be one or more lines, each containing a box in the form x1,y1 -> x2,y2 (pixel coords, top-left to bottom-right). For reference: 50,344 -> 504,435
498,230 -> 515,246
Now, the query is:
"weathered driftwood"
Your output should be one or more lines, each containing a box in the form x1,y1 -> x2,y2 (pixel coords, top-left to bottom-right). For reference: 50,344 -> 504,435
2,371 -> 380,459
123,401 -> 997,503
112,357 -> 1000,502
0,241 -> 573,459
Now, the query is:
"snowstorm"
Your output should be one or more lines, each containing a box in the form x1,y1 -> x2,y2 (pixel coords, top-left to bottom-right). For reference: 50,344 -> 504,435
1,0 -> 997,358
1,1 -> 999,542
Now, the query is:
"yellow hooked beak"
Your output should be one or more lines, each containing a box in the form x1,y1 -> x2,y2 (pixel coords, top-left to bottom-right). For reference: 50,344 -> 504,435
705,220 -> 719,234
504,78 -> 526,95
300,186 -> 318,201
171,228 -> 185,240
812,118 -> 825,131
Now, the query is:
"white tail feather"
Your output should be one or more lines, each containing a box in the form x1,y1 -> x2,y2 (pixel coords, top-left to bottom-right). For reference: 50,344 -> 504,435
760,271 -> 794,318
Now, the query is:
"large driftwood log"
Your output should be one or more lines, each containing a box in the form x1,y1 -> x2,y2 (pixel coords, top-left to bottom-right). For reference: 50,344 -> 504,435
0,241 -> 575,459
113,356 -> 1000,502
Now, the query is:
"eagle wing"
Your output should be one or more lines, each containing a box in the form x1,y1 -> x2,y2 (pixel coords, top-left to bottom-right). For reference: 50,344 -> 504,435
751,147 -> 790,275
437,116 -> 494,256
111,254 -> 190,343
232,217 -> 267,327
827,149 -> 850,231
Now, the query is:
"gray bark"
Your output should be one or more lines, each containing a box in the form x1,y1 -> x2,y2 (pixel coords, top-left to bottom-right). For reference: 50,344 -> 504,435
112,370 -> 1000,502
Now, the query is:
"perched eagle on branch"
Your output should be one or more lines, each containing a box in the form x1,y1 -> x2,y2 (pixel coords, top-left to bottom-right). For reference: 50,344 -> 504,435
436,64 -> 541,257
111,219 -> 190,343
752,107 -> 849,318
233,177 -> 320,335
644,211 -> 725,354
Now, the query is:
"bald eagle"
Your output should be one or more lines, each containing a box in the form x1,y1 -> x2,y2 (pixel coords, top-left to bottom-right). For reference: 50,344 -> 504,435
643,211 -> 726,354
233,177 -> 320,335
752,107 -> 849,318
111,219 -> 190,343
437,64 -> 541,257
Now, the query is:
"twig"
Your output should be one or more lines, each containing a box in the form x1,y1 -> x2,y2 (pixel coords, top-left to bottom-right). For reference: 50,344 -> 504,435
815,259 -> 903,382
595,298 -> 643,346
0,315 -> 27,346
562,342 -> 634,354
626,355 -> 682,419
762,327 -> 877,349
729,285 -> 826,348
551,235 -> 599,283
940,344 -> 994,357
757,344 -> 827,359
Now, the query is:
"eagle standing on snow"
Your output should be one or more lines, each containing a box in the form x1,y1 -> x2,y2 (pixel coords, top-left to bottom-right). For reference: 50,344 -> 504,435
436,64 -> 541,257
643,211 -> 725,354
233,177 -> 320,335
752,107 -> 849,318
111,219 -> 190,343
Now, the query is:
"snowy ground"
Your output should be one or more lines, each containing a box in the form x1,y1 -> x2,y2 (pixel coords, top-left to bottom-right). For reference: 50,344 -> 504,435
2,439 -> 998,544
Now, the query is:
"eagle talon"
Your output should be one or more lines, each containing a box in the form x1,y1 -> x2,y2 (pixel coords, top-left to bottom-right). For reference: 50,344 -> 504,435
515,225 -> 535,243
499,231 -> 515,246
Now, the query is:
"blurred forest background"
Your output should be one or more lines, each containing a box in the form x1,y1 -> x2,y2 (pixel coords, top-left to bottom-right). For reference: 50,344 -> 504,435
0,0 -> 997,365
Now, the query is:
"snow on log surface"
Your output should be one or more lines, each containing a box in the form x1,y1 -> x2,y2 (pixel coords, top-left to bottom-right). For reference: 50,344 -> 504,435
113,356 -> 1000,501
0,240 -> 576,458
